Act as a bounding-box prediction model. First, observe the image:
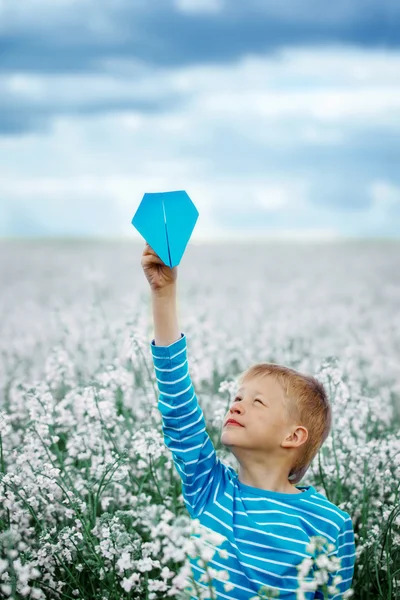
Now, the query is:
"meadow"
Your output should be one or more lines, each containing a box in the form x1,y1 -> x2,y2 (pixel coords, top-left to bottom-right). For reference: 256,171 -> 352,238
0,239 -> 399,599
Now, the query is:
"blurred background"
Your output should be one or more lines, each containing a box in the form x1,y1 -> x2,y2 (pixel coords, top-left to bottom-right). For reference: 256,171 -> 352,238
0,0 -> 399,242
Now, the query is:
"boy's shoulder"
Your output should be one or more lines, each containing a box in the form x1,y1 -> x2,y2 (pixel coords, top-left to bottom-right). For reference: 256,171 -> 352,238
306,485 -> 353,528
225,466 -> 352,527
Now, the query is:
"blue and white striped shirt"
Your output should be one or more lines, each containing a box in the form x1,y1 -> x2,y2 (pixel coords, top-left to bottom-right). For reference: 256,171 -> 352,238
150,332 -> 356,600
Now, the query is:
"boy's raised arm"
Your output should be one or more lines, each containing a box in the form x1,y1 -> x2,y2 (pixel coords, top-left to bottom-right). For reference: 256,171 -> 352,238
141,241 -> 180,345
151,286 -> 181,347
140,242 -> 222,519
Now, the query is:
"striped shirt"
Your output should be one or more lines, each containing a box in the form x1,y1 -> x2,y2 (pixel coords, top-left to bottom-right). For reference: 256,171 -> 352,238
150,332 -> 356,599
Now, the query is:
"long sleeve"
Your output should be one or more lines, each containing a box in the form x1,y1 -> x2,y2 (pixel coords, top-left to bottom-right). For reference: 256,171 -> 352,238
150,332 -> 221,519
315,517 -> 356,599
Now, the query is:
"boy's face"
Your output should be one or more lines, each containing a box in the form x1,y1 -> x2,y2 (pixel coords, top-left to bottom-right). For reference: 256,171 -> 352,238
220,374 -> 294,457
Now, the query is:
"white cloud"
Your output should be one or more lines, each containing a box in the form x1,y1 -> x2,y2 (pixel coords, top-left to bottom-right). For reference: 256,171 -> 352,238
358,180 -> 400,230
170,44 -> 400,89
1,45 -> 400,238
0,173 -> 314,240
4,70 -> 168,108
370,180 -> 400,209
4,45 -> 400,127
253,181 -> 309,211
169,46 -> 400,128
299,125 -> 345,145
0,0 -> 122,39
174,0 -> 224,13
197,86 -> 400,123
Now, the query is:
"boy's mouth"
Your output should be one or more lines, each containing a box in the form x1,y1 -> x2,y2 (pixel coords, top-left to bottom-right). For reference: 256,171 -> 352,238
225,419 -> 244,427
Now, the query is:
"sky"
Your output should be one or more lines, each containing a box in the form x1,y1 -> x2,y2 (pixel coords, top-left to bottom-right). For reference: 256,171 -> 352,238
0,0 -> 399,241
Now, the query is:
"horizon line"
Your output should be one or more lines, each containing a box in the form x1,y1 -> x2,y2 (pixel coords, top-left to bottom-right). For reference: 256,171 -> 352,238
0,235 -> 399,244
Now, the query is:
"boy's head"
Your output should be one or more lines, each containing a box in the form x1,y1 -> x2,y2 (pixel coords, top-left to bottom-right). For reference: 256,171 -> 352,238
220,363 -> 332,485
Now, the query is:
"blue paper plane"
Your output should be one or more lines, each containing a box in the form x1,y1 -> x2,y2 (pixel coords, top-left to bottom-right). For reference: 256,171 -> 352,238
131,190 -> 199,268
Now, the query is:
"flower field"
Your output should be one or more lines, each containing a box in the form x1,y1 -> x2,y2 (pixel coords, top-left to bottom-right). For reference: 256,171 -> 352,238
0,239 -> 399,599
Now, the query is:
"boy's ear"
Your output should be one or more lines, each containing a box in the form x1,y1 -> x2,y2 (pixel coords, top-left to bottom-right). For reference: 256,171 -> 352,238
295,426 -> 308,446
283,426 -> 308,448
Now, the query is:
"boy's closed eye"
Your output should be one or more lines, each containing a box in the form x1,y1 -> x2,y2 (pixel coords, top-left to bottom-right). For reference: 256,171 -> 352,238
232,397 -> 264,405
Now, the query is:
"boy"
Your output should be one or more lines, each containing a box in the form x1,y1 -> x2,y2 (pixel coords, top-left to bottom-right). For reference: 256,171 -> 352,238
141,243 -> 356,600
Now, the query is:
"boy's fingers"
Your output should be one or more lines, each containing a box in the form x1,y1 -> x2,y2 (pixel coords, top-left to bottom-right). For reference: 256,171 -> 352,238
142,254 -> 164,266
143,243 -> 155,256
144,242 -> 157,255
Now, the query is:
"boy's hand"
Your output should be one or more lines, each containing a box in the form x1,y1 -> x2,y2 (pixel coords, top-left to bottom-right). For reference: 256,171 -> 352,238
141,242 -> 177,294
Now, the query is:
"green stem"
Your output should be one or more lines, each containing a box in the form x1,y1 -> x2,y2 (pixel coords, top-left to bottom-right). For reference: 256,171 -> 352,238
5,482 -> 43,531
360,457 -> 370,545
33,424 -> 81,499
385,527 -> 392,600
149,455 -> 164,503
94,456 -> 124,512
92,388 -> 122,455
132,336 -> 159,406
51,549 -> 87,598
25,467 -> 104,570
38,580 -> 78,599
317,447 -> 329,498
137,470 -> 152,495
0,434 -> 5,473
188,568 -> 203,600
65,534 -> 98,597
374,538 -> 384,598
328,377 -> 341,505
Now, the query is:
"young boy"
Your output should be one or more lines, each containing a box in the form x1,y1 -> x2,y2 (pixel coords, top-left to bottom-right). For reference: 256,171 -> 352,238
141,243 -> 356,600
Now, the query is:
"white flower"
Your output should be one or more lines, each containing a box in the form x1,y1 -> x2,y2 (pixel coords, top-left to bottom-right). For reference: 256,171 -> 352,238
0,560 -> 8,575
116,552 -> 133,572
120,572 -> 140,593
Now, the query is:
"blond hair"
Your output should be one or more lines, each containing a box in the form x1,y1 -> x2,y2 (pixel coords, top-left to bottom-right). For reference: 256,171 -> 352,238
238,363 -> 332,485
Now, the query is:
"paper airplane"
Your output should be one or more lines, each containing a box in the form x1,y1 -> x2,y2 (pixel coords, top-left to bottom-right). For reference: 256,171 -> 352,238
131,190 -> 199,268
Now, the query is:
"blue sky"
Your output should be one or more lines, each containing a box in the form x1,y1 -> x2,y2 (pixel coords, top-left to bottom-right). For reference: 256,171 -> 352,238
1,0 -> 399,241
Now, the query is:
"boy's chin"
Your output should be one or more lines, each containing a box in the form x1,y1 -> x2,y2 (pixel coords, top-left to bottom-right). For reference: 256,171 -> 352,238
220,433 -> 239,447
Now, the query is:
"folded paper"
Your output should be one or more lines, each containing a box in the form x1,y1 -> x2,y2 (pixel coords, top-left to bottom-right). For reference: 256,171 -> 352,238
131,190 -> 199,268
